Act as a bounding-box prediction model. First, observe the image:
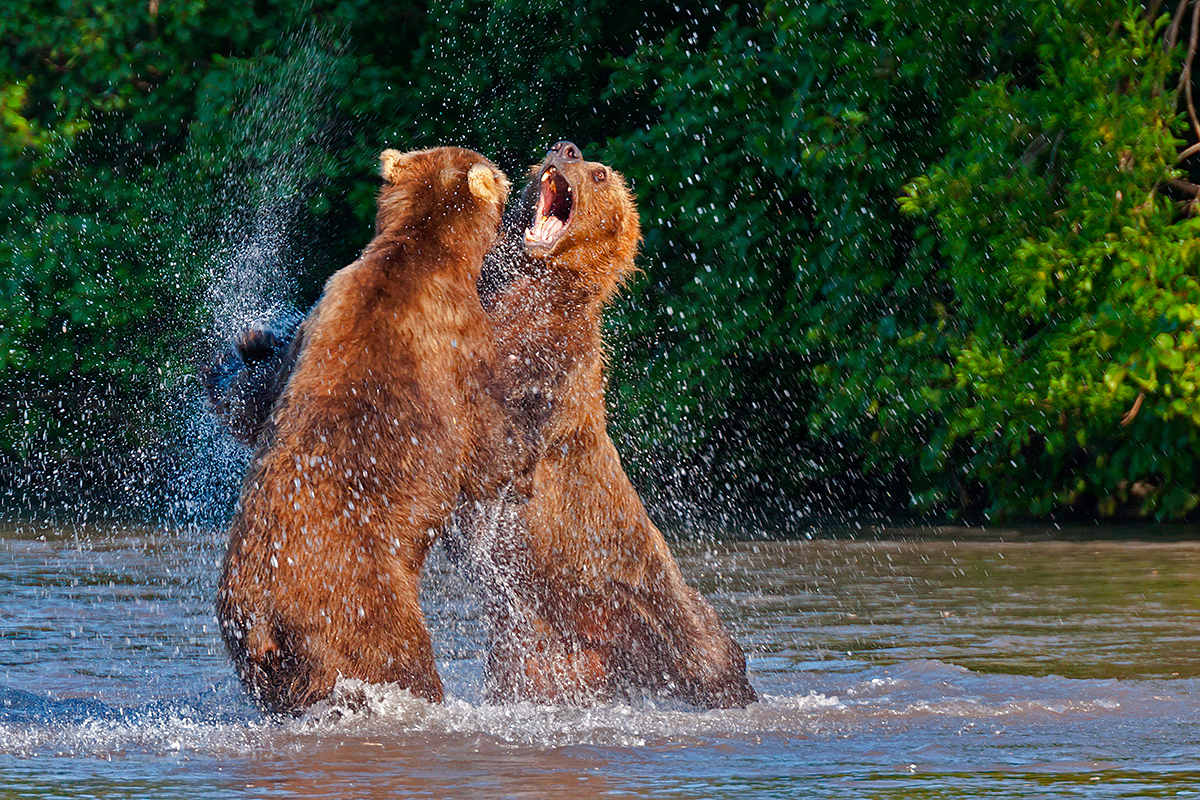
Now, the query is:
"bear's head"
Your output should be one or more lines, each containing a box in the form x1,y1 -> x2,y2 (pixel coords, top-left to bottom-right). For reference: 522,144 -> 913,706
375,146 -> 511,266
520,142 -> 641,301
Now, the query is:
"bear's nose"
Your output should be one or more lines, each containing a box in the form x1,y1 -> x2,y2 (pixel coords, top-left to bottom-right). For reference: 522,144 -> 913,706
550,141 -> 582,162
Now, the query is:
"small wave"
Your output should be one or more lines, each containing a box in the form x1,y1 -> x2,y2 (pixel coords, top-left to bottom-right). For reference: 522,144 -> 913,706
291,678 -> 797,748
3,662 -> 1198,760
0,682 -> 265,758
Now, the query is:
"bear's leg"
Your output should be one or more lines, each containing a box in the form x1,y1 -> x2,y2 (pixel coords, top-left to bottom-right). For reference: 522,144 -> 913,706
297,555 -> 444,706
603,585 -> 757,708
219,542 -> 443,714
216,590 -> 320,714
484,606 -> 611,704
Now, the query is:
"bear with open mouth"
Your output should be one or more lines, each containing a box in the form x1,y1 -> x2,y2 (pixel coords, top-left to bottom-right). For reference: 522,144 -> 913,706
459,142 -> 756,708
204,143 -> 755,710
215,146 -> 511,714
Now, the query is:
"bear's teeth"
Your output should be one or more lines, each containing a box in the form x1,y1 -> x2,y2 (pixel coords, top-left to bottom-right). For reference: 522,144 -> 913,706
525,214 -> 565,245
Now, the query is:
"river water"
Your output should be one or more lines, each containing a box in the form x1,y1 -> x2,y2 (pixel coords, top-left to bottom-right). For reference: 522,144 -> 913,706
3,522 -> 1200,798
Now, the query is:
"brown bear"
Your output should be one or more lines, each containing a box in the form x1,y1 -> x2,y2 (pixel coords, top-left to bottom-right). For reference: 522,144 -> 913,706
460,141 -> 756,708
204,143 -> 755,710
216,146 -> 511,714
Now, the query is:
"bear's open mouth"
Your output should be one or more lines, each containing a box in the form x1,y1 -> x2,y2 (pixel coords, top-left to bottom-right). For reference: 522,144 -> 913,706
525,166 -> 574,251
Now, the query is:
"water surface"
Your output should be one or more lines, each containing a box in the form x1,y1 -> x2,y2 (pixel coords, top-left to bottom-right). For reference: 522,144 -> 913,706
4,523 -> 1200,798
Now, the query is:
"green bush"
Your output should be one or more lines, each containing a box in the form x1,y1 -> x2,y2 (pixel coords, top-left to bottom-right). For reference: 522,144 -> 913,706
0,1 -> 417,473
899,6 -> 1200,517
2,0 -> 1197,521
607,1 -> 1198,519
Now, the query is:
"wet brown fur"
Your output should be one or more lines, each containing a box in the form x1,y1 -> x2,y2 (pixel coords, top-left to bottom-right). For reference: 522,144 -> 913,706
217,147 -> 511,714
475,152 -> 756,708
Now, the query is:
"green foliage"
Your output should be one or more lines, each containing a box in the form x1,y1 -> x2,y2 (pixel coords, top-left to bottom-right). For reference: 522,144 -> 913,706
0,0 -> 418,469
2,0 -> 1197,520
397,0 -> 727,175
601,0 -> 1044,507
897,4 -> 1200,517
596,0 -> 1200,519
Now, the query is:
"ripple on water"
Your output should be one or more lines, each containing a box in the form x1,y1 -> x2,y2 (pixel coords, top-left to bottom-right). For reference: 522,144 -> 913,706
3,662 -> 1198,754
7,529 -> 1200,797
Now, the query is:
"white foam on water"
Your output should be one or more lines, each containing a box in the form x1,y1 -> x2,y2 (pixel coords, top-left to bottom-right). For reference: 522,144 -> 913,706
0,713 -> 272,760
4,662 -> 1200,800
0,675 -> 848,758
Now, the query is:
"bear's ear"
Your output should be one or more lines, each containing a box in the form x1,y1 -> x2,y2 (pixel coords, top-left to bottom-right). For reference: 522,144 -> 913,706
468,163 -> 509,204
379,149 -> 409,183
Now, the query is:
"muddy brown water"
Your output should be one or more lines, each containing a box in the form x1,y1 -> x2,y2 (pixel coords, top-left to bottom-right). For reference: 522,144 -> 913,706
3,522 -> 1200,798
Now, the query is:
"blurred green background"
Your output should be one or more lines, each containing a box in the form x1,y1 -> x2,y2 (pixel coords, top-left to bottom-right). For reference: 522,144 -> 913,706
2,0 -> 1199,523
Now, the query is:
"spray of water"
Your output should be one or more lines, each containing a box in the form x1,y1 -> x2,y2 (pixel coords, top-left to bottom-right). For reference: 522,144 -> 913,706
164,28 -> 354,536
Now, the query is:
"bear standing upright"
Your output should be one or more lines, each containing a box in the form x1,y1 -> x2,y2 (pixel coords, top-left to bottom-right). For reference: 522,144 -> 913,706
204,144 -> 755,710
467,142 -> 756,708
217,147 -> 510,714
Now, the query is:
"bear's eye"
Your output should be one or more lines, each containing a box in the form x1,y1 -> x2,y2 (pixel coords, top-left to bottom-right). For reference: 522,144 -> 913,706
592,168 -> 607,183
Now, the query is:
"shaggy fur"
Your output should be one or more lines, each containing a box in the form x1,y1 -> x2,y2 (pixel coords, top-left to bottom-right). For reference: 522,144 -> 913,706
216,147 -> 510,714
461,145 -> 756,708
204,145 -> 755,710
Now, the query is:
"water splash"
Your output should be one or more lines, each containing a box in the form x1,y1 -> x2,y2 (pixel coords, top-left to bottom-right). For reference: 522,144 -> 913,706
163,28 -> 354,535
